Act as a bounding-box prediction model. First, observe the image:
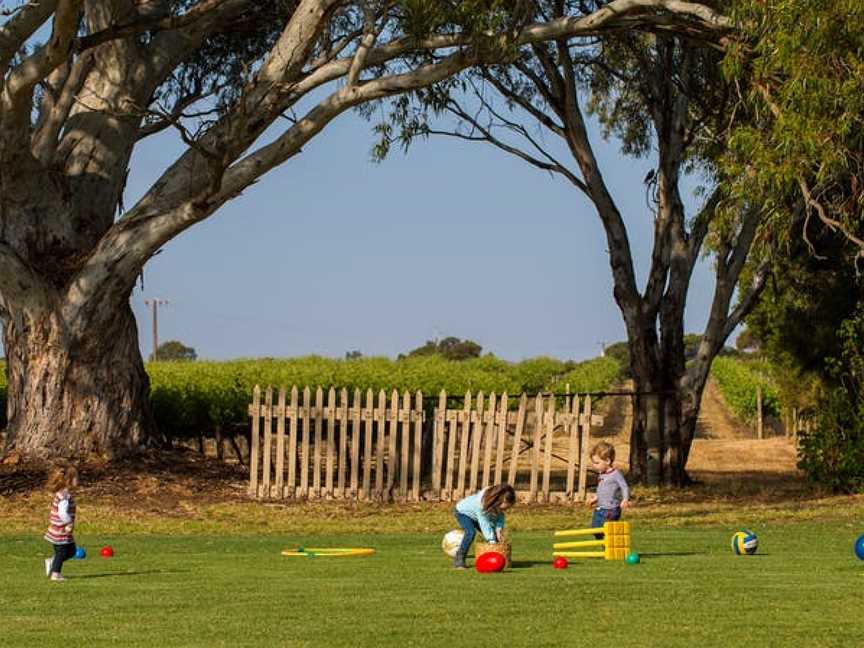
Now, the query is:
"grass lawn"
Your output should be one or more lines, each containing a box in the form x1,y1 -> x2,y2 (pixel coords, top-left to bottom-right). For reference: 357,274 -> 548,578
2,517 -> 863,647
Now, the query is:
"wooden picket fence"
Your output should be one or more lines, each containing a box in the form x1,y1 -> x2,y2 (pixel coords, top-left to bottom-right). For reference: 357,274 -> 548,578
248,386 -> 603,504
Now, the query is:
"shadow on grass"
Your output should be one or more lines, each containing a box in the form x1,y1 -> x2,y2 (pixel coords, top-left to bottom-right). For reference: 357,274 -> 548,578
509,560 -> 552,569
72,570 -> 188,579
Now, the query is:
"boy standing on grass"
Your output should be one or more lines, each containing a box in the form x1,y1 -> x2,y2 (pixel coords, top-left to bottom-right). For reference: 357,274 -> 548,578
44,465 -> 79,582
586,441 -> 630,533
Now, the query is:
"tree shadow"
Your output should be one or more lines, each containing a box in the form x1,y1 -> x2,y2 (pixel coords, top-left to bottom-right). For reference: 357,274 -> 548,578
508,560 -> 551,569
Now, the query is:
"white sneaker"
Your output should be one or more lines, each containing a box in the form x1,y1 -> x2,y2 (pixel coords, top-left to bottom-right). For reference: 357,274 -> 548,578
49,573 -> 66,582
45,558 -> 51,577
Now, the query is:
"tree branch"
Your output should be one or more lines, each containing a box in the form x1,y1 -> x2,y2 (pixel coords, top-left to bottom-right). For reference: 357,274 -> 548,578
31,51 -> 94,163
54,0 -> 733,329
64,47 -> 474,331
433,95 -> 588,194
722,262 -> 768,341
347,3 -> 378,87
1,0 -> 82,122
0,0 -> 58,77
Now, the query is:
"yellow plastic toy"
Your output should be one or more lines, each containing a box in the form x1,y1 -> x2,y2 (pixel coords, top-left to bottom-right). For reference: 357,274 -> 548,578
552,521 -> 631,560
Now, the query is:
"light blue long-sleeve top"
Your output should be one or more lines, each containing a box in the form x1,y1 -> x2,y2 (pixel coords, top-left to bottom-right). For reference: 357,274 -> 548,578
455,488 -> 505,542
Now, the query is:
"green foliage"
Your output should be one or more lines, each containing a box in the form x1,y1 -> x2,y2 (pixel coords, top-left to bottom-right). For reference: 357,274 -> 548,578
797,306 -> 864,492
735,328 -> 759,352
797,386 -> 864,493
0,354 -> 620,439
745,227 -> 863,414
399,0 -> 533,43
154,340 -> 197,362
400,336 -> 482,361
145,354 -> 621,441
722,0 -> 864,250
710,356 -> 780,422
548,357 -> 622,395
603,342 -> 631,377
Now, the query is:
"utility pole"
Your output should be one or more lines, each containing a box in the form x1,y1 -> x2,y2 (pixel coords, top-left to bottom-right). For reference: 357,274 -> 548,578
144,299 -> 169,360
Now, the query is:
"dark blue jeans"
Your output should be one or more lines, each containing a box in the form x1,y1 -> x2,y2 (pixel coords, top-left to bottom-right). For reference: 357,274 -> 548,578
51,542 -> 76,574
454,511 -> 480,557
591,507 -> 621,539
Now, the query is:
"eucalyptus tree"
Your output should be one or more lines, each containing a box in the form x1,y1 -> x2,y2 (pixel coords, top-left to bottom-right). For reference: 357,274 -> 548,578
0,0 -> 727,459
722,0 -> 864,262
383,0 -> 759,484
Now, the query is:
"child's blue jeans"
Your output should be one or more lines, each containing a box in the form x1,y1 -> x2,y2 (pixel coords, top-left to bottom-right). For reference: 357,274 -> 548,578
454,511 -> 481,556
50,542 -> 76,574
591,507 -> 621,539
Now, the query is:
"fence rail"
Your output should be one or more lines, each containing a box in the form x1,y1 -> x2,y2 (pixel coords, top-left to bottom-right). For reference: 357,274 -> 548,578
248,386 -> 603,503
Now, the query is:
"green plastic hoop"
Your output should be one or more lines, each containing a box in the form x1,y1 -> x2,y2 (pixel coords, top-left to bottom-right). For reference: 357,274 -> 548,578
281,547 -> 375,558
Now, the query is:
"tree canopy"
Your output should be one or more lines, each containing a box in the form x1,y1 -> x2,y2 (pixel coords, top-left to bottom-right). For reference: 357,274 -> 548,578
722,0 -> 864,259
2,1 -> 733,459
154,340 -> 197,361
401,336 -> 482,361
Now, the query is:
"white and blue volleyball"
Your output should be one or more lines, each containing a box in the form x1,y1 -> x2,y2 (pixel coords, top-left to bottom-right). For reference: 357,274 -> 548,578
731,530 -> 758,555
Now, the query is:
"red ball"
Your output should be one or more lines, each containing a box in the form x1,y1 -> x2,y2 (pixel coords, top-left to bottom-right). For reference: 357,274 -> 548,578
475,551 -> 506,573
100,546 -> 114,558
553,556 -> 568,569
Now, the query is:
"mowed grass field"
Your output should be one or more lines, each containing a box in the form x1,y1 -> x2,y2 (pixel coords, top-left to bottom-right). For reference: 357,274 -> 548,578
2,512 -> 863,648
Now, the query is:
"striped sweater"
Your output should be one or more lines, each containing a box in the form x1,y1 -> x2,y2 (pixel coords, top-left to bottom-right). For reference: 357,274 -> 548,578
44,489 -> 76,545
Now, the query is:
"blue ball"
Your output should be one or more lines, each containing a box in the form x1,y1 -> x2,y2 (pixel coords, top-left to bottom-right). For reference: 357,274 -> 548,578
854,535 -> 864,561
74,547 -> 86,560
731,530 -> 758,555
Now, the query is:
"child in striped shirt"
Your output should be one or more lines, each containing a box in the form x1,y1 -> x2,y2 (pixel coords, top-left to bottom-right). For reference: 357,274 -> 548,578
44,465 -> 79,582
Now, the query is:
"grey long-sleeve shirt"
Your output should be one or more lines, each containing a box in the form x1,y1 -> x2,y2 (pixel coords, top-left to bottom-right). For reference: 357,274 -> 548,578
595,468 -> 629,509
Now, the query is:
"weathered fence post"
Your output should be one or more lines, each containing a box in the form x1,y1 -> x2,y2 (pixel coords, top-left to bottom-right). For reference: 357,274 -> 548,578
288,386 -> 299,498
507,393 -> 528,488
262,387 -> 273,498
432,390 -> 446,500
578,396 -> 593,501
249,385 -> 261,497
275,387 -> 286,498
412,391 -> 423,501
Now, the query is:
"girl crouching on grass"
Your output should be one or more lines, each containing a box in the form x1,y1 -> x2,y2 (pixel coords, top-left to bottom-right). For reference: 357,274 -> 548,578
452,483 -> 516,569
44,465 -> 79,582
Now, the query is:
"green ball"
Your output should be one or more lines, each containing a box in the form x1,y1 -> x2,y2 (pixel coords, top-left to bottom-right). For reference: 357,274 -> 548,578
297,547 -> 304,553
625,552 -> 641,565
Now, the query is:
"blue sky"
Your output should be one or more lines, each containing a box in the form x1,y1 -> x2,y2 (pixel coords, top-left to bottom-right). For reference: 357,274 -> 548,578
119,102 -> 717,362
0,13 -> 720,363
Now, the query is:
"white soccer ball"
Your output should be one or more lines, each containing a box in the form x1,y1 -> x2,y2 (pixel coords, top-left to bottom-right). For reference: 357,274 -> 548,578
441,529 -> 465,557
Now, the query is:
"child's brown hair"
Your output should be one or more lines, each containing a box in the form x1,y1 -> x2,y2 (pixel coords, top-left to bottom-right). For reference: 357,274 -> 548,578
590,441 -> 616,462
482,483 -> 516,513
46,464 -> 79,493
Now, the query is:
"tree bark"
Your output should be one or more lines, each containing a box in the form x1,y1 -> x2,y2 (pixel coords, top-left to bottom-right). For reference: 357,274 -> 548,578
4,302 -> 153,458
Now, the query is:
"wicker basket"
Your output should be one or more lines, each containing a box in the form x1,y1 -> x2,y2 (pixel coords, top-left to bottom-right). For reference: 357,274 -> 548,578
475,539 -> 511,568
